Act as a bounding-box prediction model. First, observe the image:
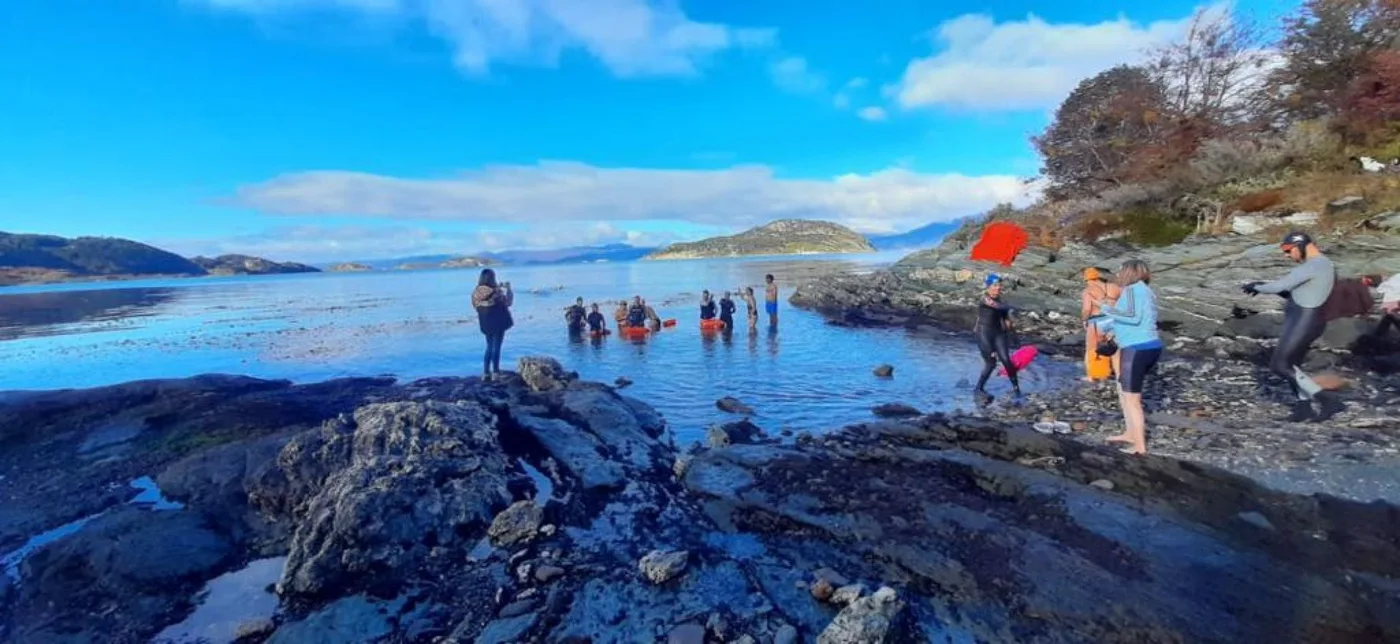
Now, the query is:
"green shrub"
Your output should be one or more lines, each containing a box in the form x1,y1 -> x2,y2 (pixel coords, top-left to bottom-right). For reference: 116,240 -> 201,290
1121,210 -> 1194,246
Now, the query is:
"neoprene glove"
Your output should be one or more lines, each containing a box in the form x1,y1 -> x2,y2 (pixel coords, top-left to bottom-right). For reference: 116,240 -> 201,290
1242,282 -> 1262,296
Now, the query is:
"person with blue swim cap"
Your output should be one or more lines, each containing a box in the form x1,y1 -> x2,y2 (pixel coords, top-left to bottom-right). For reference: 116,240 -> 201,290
974,273 -> 1021,401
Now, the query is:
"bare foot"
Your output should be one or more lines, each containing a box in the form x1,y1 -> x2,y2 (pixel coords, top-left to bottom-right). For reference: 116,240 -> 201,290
1105,434 -> 1132,444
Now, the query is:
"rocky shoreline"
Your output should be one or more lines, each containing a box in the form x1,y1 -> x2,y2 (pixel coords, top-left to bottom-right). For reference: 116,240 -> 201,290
791,231 -> 1400,503
2,360 -> 1399,642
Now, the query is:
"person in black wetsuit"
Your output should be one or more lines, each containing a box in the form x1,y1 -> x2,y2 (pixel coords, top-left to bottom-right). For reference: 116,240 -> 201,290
627,296 -> 647,327
565,297 -> 587,334
1241,231 -> 1343,422
719,292 -> 736,329
586,303 -> 607,334
700,290 -> 717,321
974,273 -> 1021,400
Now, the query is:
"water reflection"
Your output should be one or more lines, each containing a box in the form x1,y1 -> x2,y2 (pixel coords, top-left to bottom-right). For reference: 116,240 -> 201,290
0,287 -> 178,340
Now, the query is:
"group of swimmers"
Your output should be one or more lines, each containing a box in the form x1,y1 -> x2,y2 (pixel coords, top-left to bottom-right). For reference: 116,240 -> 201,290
562,274 -> 781,335
976,230 -> 1392,455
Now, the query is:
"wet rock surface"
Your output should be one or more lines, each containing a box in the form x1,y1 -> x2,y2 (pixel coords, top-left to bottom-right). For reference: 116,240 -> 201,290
3,359 -> 1399,643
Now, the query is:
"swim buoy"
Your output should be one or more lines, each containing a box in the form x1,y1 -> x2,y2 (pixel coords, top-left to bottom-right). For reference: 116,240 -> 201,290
662,319 -> 677,328
700,319 -> 726,331
998,345 -> 1039,376
621,326 -> 650,338
590,329 -> 612,338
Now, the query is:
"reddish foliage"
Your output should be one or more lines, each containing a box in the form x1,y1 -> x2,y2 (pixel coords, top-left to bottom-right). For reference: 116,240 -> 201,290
1230,189 -> 1285,213
1341,50 -> 1400,141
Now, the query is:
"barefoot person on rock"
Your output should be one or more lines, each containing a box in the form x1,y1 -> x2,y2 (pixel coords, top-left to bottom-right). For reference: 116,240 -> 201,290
1241,231 -> 1345,422
472,268 -> 514,381
1096,260 -> 1162,455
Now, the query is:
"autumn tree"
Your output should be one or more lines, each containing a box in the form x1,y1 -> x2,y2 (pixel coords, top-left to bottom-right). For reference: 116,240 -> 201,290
1145,6 -> 1274,130
1033,66 -> 1170,198
1269,0 -> 1400,120
1342,50 -> 1400,141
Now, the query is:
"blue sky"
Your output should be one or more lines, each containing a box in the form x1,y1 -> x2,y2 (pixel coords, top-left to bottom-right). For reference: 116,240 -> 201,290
0,0 -> 1288,262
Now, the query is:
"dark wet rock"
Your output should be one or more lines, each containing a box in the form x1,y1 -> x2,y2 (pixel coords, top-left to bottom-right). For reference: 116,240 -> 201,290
614,376 -> 633,388
266,401 -> 512,597
11,508 -> 233,643
511,411 -> 625,491
668,622 -> 707,644
817,586 -> 909,644
518,356 -> 574,392
534,564 -> 565,583
639,549 -> 690,584
234,618 -> 276,640
266,594 -> 403,644
873,364 -> 894,378
717,396 -> 755,415
872,403 -> 921,419
707,419 -> 766,448
489,500 -> 544,547
498,598 -> 538,619
158,433 -> 291,550
475,612 -> 537,644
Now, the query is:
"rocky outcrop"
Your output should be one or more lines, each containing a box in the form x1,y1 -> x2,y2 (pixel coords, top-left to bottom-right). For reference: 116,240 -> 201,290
647,219 -> 876,260
395,256 -> 495,271
0,230 -> 206,285
6,365 -> 1400,643
191,254 -> 321,276
793,232 -> 1400,360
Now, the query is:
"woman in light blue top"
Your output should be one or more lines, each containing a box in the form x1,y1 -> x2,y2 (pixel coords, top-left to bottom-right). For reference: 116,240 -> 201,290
1096,259 -> 1161,455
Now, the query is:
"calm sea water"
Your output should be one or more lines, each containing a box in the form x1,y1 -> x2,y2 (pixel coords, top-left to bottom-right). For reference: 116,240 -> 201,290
0,254 -> 1065,442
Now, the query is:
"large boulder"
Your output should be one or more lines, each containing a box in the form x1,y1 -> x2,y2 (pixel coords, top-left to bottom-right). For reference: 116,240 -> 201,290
518,356 -> 574,392
269,402 -> 512,598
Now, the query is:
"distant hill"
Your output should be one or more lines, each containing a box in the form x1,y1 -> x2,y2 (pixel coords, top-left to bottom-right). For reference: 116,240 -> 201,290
0,231 -> 206,285
480,243 -> 656,265
646,220 -> 875,260
868,220 -> 964,251
192,254 -> 321,276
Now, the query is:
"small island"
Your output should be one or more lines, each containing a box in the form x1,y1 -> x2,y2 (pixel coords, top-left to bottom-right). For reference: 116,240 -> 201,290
396,256 -> 496,271
191,254 -> 321,276
1,231 -> 206,286
326,263 -> 373,273
645,219 -> 875,260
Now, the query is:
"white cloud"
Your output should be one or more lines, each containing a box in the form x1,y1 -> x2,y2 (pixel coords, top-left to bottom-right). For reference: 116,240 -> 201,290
833,77 -> 868,110
230,161 -> 1036,235
769,56 -> 825,94
162,221 -> 688,262
193,0 -> 773,78
857,106 -> 887,121
894,5 -> 1221,111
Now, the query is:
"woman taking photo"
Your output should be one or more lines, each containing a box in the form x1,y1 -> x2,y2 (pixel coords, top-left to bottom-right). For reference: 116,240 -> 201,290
472,268 -> 514,380
1096,260 -> 1161,455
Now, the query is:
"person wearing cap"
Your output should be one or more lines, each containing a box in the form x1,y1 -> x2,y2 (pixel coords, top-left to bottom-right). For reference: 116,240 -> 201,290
974,273 -> 1022,400
1242,231 -> 1345,422
1080,267 -> 1121,381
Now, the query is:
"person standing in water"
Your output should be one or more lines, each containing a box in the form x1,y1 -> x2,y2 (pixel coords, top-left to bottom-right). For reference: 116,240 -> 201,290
1242,231 -> 1345,422
472,269 -> 513,380
586,303 -> 607,335
764,274 -> 779,327
628,296 -> 648,328
1096,260 -> 1162,455
614,300 -> 630,328
643,298 -> 662,330
1080,267 -> 1121,381
719,292 -> 737,329
700,291 -> 717,321
742,287 -> 759,329
974,274 -> 1021,401
565,297 -> 587,334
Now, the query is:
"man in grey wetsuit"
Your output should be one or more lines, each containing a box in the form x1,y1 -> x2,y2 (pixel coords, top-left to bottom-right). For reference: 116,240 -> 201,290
1242,231 -> 1345,422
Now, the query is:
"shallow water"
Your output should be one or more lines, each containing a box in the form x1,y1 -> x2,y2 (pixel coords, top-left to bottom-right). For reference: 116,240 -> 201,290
151,556 -> 286,644
0,254 -> 1067,442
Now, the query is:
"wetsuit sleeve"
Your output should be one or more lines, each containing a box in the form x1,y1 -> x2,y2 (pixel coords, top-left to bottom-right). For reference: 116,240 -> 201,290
1102,287 -> 1144,326
1255,263 -> 1315,295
